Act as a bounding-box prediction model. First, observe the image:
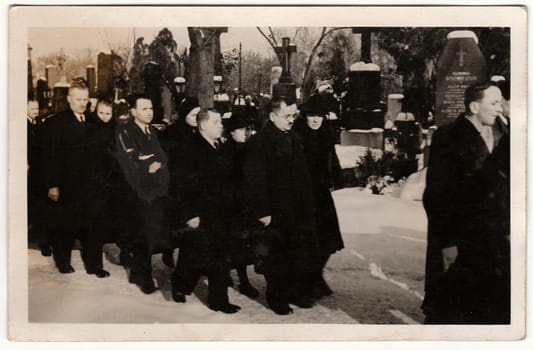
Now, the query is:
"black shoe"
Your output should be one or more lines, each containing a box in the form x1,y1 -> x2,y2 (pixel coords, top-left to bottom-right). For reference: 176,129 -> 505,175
268,302 -> 293,315
209,303 -> 241,314
57,264 -> 75,274
119,250 -> 132,267
139,283 -> 158,294
162,250 -> 174,268
171,288 -> 186,303
39,245 -> 52,257
288,295 -> 315,308
87,268 -> 110,278
239,283 -> 259,298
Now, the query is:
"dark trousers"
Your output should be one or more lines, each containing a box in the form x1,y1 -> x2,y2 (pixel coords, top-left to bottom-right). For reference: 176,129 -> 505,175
50,228 -> 103,270
129,198 -> 166,285
48,195 -> 103,271
172,230 -> 229,307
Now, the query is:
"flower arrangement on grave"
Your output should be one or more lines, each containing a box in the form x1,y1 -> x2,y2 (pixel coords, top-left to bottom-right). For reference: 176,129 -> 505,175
354,148 -> 417,194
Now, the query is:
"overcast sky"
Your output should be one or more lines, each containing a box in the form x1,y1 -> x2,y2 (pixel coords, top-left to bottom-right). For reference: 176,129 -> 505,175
29,27 -> 277,60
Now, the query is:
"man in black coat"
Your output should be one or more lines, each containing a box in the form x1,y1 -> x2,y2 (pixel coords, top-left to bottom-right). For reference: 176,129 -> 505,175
171,108 -> 241,314
422,82 -> 509,324
115,94 -> 170,294
42,79 -> 109,277
243,97 -> 320,315
27,100 -> 50,256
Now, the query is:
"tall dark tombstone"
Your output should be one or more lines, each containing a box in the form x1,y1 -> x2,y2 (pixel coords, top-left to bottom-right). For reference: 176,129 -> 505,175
435,30 -> 487,127
143,61 -> 163,123
97,52 -> 114,100
352,28 -> 373,63
53,83 -> 70,114
27,44 -> 34,100
86,65 -> 96,98
272,37 -> 297,104
343,62 -> 384,130
36,78 -> 49,110
45,65 -> 56,90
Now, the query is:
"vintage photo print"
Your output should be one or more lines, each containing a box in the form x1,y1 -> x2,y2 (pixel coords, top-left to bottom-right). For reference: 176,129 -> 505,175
7,5 -> 527,341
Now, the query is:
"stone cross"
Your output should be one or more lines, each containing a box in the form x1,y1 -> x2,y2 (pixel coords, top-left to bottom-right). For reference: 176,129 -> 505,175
275,37 -> 297,80
352,28 -> 373,63
456,49 -> 467,67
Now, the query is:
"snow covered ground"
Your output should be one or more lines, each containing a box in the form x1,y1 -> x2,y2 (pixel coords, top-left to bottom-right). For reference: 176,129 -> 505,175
28,188 -> 428,324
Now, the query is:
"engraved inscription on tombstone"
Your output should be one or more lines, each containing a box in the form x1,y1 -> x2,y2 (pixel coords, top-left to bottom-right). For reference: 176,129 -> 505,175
435,30 -> 487,126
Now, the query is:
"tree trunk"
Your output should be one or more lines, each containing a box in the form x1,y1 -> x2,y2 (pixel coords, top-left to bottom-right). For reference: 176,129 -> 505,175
186,28 -> 225,108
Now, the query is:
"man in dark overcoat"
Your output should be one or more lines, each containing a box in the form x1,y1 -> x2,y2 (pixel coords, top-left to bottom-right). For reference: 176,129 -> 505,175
243,97 -> 320,315
422,82 -> 510,324
171,109 -> 241,314
27,100 -> 50,256
115,94 -> 170,294
42,79 -> 108,276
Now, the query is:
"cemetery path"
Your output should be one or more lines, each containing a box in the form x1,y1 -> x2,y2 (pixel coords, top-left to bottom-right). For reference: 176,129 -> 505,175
28,189 -> 427,325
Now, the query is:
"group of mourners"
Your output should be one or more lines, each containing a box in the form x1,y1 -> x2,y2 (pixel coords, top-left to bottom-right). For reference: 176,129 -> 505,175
27,77 -> 345,315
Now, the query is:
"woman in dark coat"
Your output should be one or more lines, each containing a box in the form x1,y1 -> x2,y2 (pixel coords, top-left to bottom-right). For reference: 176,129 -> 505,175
220,112 -> 259,298
293,94 -> 345,299
159,97 -> 200,267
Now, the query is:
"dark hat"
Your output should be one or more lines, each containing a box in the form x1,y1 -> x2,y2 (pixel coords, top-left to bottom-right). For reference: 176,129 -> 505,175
300,94 -> 328,118
178,96 -> 199,120
224,108 -> 250,132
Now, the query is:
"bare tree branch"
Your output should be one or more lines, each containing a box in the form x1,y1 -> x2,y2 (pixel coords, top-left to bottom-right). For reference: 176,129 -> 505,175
256,27 -> 278,54
292,27 -> 303,43
301,27 -> 350,101
268,27 -> 279,46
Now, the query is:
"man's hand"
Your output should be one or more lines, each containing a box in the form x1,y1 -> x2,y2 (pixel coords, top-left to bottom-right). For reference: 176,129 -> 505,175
48,187 -> 60,202
186,217 -> 200,229
258,216 -> 271,226
148,161 -> 162,174
442,246 -> 458,272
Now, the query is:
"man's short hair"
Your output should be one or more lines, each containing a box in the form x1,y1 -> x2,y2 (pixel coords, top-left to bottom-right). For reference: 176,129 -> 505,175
464,81 -> 496,115
127,94 -> 151,109
95,99 -> 113,111
196,108 -> 218,127
68,77 -> 89,95
270,96 -> 289,113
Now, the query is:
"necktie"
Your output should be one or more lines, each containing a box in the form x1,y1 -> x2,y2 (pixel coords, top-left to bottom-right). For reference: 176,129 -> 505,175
213,141 -> 219,150
79,113 -> 85,123
481,125 -> 494,153
145,126 -> 151,140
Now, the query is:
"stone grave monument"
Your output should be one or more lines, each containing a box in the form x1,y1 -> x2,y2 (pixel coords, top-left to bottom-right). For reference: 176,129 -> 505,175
272,37 -> 297,104
435,30 -> 487,127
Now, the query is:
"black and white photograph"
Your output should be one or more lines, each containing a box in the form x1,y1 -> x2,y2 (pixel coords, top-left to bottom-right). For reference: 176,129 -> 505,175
7,5 -> 527,342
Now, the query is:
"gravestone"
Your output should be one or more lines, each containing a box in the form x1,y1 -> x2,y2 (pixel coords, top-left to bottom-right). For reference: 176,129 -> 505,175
143,61 -> 163,123
343,62 -> 384,130
53,83 -> 70,114
45,65 -> 56,90
272,37 -> 297,104
36,78 -> 49,110
86,65 -> 96,98
97,52 -> 114,100
28,44 -> 33,100
435,30 -> 487,127
161,84 -> 174,123
384,93 -> 403,128
270,66 -> 282,95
